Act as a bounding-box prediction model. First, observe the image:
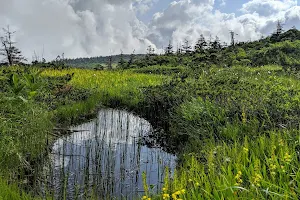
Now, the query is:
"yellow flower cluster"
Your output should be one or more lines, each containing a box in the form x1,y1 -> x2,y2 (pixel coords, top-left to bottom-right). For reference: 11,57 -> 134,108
162,193 -> 170,200
278,139 -> 284,146
284,153 -> 292,163
171,189 -> 185,200
142,196 -> 151,200
242,111 -> 247,124
269,163 -> 277,176
280,165 -> 286,173
234,171 -> 243,186
252,173 -> 262,187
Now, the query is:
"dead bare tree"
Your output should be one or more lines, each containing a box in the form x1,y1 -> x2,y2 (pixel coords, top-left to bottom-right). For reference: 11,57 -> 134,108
0,26 -> 26,66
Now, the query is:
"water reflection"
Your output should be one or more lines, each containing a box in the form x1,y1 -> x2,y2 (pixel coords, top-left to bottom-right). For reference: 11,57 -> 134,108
45,109 -> 176,199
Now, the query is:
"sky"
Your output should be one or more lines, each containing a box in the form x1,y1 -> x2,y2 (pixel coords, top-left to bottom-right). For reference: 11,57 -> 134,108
0,0 -> 300,61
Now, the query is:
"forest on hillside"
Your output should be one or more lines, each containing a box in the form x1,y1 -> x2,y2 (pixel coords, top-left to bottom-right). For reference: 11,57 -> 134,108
61,23 -> 300,71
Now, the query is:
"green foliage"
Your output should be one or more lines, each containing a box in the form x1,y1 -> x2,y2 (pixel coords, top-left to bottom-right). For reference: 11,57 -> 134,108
252,40 -> 300,68
0,177 -> 38,200
2,29 -> 300,199
142,66 -> 300,152
149,131 -> 300,199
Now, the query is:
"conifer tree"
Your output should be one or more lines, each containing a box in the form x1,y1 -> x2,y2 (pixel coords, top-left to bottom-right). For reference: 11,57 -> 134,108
276,20 -> 284,35
165,40 -> 173,55
210,36 -> 222,50
182,39 -> 192,54
118,50 -> 125,68
194,34 -> 207,53
0,26 -> 26,66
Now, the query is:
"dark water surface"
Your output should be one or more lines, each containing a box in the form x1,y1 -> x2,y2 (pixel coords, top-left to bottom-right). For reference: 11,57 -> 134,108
41,109 -> 176,199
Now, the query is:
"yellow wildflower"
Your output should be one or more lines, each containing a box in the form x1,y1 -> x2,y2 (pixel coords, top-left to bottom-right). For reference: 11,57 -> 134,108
172,191 -> 181,199
280,165 -> 286,173
162,193 -> 170,200
270,171 -> 276,176
172,193 -> 177,200
234,171 -> 243,186
279,139 -> 284,146
284,153 -> 292,163
242,110 -> 247,124
252,173 -> 262,187
269,163 -> 276,170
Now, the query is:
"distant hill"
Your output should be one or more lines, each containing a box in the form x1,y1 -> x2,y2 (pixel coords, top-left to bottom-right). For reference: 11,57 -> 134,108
46,28 -> 300,70
128,28 -> 300,70
63,54 -> 145,68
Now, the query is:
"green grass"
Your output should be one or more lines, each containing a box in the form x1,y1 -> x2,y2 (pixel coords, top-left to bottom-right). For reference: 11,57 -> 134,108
0,66 -> 164,198
0,178 -> 37,200
139,64 -> 300,199
129,65 -> 186,75
42,68 -> 165,123
1,64 -> 300,199
145,130 -> 300,199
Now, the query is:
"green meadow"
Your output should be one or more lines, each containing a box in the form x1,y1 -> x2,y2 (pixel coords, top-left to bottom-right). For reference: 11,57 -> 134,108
1,29 -> 300,199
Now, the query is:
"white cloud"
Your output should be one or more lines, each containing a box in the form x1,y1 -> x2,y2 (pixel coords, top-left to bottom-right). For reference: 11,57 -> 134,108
0,0 -> 155,61
241,0 -> 297,16
147,0 -> 300,49
0,0 -> 299,61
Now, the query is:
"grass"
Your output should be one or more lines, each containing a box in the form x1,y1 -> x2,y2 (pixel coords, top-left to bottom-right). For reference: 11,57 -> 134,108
139,65 -> 300,199
41,68 -> 165,123
1,64 -> 300,199
0,178 -> 37,200
143,130 -> 300,199
0,66 -> 165,198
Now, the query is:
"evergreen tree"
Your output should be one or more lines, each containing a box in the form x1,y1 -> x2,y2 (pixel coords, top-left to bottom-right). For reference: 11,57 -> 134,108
127,50 -> 135,68
194,34 -> 207,53
146,45 -> 155,56
118,50 -> 125,68
210,36 -> 222,50
182,39 -> 192,54
176,43 -> 183,55
276,20 -> 284,35
107,55 -> 112,70
165,40 -> 173,55
271,20 -> 285,42
0,26 -> 26,66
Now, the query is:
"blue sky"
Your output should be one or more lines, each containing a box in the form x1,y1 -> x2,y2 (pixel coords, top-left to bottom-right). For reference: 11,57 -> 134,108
139,0 -> 300,23
138,0 -> 249,22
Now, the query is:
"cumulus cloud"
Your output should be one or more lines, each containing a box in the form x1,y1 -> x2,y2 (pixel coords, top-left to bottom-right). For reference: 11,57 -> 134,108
241,0 -> 297,16
0,0 -> 155,60
147,0 -> 300,49
0,0 -> 299,61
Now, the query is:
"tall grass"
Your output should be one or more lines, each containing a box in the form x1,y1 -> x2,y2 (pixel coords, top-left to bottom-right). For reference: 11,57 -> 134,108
42,68 -> 165,123
0,177 -> 38,200
1,64 -> 300,199
145,130 -> 300,199
139,65 -> 300,199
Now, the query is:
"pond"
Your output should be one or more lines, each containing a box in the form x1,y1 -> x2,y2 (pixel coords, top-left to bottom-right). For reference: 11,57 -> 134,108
40,109 -> 176,199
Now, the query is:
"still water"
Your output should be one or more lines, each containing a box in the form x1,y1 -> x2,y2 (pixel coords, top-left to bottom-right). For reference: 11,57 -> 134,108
42,109 -> 176,199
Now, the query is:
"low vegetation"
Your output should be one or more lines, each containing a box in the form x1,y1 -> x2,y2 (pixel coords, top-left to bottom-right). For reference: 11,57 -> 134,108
0,28 -> 300,199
